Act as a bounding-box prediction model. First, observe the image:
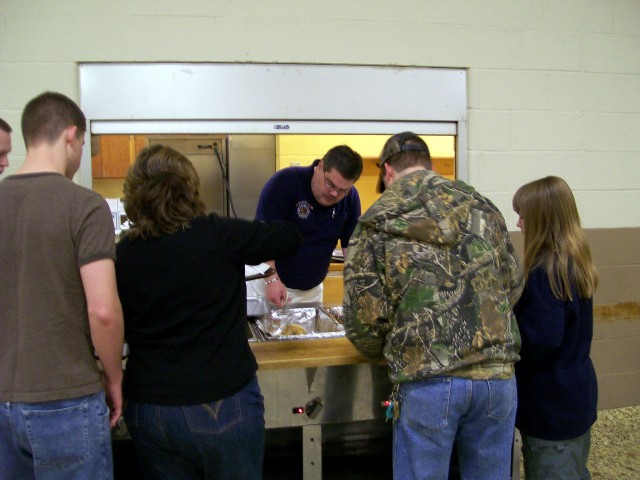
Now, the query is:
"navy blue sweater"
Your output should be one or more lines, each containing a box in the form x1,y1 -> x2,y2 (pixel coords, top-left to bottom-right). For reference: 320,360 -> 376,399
255,160 -> 361,290
514,266 -> 598,440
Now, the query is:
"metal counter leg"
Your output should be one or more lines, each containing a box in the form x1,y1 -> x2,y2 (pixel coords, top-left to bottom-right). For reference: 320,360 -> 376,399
302,424 -> 322,480
512,428 -> 522,479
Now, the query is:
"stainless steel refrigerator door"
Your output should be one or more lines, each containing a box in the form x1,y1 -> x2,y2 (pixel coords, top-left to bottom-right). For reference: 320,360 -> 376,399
147,136 -> 227,216
227,134 -> 276,220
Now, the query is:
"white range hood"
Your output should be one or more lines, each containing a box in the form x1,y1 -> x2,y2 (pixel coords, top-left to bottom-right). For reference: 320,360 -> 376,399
79,63 -> 467,188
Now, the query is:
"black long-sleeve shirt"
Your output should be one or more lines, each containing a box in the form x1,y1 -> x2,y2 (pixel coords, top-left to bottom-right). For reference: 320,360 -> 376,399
116,214 -> 301,405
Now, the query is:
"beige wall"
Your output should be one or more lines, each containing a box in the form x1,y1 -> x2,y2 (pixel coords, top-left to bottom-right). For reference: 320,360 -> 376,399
512,227 -> 640,409
1,1 -> 638,405
1,1 -> 639,230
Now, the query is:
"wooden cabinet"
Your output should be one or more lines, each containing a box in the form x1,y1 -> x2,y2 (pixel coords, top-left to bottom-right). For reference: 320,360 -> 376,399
92,135 -> 147,179
432,156 -> 455,177
322,273 -> 344,305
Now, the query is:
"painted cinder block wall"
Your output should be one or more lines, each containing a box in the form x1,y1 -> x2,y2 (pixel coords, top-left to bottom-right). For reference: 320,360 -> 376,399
1,1 -> 638,229
1,1 -> 639,407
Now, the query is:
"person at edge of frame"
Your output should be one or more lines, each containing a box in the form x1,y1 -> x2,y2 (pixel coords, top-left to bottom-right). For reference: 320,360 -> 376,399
0,117 -> 13,174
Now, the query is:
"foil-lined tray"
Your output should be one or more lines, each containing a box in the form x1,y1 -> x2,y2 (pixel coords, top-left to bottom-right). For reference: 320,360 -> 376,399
247,296 -> 270,316
254,307 -> 345,340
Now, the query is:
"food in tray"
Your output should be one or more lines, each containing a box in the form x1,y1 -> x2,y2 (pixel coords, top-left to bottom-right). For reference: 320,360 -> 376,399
255,307 -> 317,336
324,306 -> 344,323
280,324 -> 307,336
254,307 -> 344,338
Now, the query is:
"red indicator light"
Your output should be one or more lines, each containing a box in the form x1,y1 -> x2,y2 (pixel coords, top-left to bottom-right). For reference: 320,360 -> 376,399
292,407 -> 305,415
381,400 -> 391,407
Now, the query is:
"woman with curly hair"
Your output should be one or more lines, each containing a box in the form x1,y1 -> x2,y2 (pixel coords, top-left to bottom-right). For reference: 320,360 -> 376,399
116,145 -> 300,479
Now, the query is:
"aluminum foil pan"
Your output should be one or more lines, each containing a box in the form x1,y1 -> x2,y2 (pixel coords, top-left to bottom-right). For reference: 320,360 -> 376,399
247,296 -> 270,317
255,307 -> 345,340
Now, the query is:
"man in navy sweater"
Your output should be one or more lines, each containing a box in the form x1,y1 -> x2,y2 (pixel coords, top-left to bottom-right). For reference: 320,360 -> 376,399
250,145 -> 363,306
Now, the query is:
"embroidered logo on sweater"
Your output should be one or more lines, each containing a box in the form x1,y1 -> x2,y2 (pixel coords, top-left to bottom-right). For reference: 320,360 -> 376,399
296,201 -> 313,219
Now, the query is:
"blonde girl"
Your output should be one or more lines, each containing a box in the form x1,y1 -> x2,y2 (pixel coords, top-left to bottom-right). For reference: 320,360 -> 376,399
512,176 -> 598,480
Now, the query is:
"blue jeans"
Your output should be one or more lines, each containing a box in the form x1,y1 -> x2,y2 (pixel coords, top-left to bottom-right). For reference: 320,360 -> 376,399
393,376 -> 517,480
521,430 -> 592,480
124,374 -> 265,480
0,391 -> 114,480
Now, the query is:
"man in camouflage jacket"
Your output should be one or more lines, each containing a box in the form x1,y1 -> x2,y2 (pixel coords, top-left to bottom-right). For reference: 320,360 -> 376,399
343,132 -> 523,480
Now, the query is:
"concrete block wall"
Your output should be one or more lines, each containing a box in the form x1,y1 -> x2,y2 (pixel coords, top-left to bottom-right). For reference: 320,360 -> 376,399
512,227 -> 640,408
592,312 -> 640,409
1,1 -> 639,232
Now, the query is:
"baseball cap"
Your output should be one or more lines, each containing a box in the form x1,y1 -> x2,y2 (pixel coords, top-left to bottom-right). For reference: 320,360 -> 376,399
377,132 -> 431,193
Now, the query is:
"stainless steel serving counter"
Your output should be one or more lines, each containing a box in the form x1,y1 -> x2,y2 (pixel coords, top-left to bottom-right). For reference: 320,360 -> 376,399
247,305 -> 393,480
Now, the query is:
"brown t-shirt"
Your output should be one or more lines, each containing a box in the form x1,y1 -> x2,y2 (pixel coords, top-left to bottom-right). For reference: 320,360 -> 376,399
0,173 -> 115,402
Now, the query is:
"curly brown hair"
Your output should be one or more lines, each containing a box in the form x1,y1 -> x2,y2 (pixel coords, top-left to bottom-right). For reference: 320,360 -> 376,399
122,145 -> 206,240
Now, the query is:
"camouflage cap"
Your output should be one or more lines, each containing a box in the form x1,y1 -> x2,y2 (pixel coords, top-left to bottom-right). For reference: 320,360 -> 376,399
377,132 -> 431,193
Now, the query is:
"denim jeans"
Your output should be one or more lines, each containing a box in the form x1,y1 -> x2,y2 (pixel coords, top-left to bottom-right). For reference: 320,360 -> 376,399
0,391 -> 114,480
393,376 -> 517,480
521,430 -> 592,480
124,374 -> 265,480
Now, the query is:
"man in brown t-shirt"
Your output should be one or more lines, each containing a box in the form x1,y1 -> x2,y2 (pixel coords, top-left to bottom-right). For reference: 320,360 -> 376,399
0,92 -> 124,479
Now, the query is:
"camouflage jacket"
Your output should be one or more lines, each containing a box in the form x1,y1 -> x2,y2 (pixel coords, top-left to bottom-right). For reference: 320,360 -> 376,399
343,170 -> 523,384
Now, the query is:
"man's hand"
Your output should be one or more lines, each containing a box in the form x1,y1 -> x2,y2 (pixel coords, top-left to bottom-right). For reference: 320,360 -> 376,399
104,375 -> 123,428
266,278 -> 288,308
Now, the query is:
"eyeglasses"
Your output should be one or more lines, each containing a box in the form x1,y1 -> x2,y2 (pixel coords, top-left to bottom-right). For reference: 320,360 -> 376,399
323,170 -> 351,196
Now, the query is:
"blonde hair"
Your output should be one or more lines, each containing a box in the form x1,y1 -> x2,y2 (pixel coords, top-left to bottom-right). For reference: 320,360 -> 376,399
512,176 -> 598,300
122,145 -> 206,240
